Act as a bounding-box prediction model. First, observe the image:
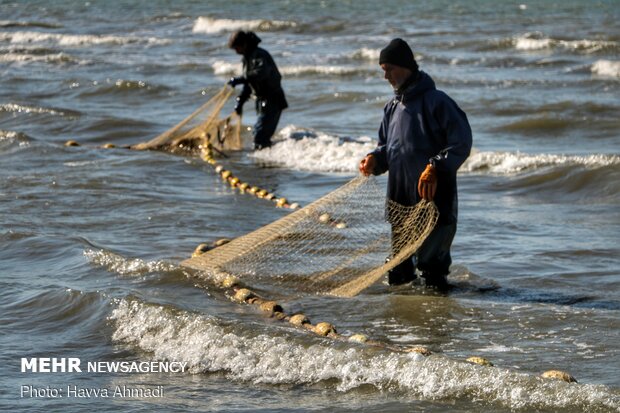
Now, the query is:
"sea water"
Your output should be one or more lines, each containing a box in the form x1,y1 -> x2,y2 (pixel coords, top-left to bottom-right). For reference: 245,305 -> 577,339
1,1 -> 619,412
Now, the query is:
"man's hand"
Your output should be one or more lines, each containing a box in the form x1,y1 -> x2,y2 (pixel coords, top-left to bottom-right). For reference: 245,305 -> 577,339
227,77 -> 245,87
359,154 -> 376,176
233,101 -> 243,116
418,164 -> 437,201
233,96 -> 244,116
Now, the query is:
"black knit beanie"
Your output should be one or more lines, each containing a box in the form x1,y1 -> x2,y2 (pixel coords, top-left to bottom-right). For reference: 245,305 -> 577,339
379,38 -> 419,73
228,31 -> 262,49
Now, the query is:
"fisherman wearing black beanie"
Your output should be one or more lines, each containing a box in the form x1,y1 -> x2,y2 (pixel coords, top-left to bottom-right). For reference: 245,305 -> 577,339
377,38 -> 420,94
227,31 -> 288,150
360,38 -> 472,291
379,38 -> 419,75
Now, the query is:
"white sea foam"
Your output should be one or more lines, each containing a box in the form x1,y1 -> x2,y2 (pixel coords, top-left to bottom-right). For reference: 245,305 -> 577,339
0,130 -> 29,151
0,130 -> 20,140
280,65 -> 368,76
591,60 -> 620,78
0,31 -> 169,47
250,129 -> 619,175
84,249 -> 176,276
561,39 -> 617,52
0,51 -> 79,64
211,60 -> 367,77
109,299 -> 619,411
462,150 -> 620,174
249,125 -> 375,173
513,33 -> 616,53
211,60 -> 242,76
192,17 -> 297,34
350,47 -> 380,61
515,37 -> 553,51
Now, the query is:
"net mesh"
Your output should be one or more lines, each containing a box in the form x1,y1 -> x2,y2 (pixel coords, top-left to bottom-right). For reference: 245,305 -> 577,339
131,86 -> 243,153
182,176 -> 439,297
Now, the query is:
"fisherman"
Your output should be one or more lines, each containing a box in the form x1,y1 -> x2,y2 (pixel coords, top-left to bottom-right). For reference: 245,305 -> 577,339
227,31 -> 288,150
359,38 -> 472,290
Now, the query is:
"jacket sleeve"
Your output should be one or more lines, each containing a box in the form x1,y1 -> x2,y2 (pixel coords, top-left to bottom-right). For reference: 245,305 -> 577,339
369,104 -> 390,175
429,93 -> 472,174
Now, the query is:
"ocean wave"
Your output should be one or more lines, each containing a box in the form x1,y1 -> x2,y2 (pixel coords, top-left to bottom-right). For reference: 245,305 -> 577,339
0,103 -> 82,118
84,249 -> 177,276
4,288 -> 106,330
465,151 -> 620,202
251,125 -> 620,176
483,99 -> 619,118
490,114 -> 620,135
492,116 -> 576,134
0,130 -> 30,152
512,32 -> 618,54
192,17 -> 297,34
0,130 -> 29,142
0,30 -> 170,47
502,165 -> 619,202
591,60 -> 620,78
280,65 -> 371,77
349,47 -> 380,61
75,79 -> 171,97
148,12 -> 189,23
211,60 -> 371,77
463,150 -> 620,175
0,20 -> 62,29
249,125 -> 374,173
251,127 -> 619,178
109,299 -> 619,411
250,128 -> 620,176
0,50 -> 80,64
211,60 -> 242,76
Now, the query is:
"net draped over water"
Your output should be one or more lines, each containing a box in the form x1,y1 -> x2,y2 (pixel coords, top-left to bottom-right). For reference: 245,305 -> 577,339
131,86 -> 243,153
127,86 -> 439,297
183,176 -> 439,297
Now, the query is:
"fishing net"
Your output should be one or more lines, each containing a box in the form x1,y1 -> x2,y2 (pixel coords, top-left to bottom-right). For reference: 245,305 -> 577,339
182,176 -> 439,297
131,86 -> 242,153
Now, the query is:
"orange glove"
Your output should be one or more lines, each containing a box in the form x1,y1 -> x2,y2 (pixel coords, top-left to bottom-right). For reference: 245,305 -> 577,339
418,164 -> 437,201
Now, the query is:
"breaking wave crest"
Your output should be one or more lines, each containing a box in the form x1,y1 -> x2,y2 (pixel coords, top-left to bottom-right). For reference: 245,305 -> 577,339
84,249 -> 177,276
192,17 -> 297,34
109,299 -> 620,411
250,125 -> 374,172
463,151 -> 620,175
0,49 -> 79,64
349,47 -> 380,61
0,31 -> 169,47
248,126 -> 619,178
592,60 -> 620,79
0,130 -> 30,142
0,130 -> 30,154
211,60 -> 371,77
511,32 -> 618,54
465,151 -> 620,202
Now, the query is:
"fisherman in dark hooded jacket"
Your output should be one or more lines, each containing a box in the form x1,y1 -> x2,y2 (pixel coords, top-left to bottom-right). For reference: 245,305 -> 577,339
359,38 -> 472,290
227,31 -> 288,150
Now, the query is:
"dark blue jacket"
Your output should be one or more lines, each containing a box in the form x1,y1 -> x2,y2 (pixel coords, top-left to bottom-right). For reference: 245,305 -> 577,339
370,71 -> 472,225
238,46 -> 288,113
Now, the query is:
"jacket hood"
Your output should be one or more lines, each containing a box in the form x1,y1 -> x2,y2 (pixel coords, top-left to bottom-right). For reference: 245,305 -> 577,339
397,71 -> 435,100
